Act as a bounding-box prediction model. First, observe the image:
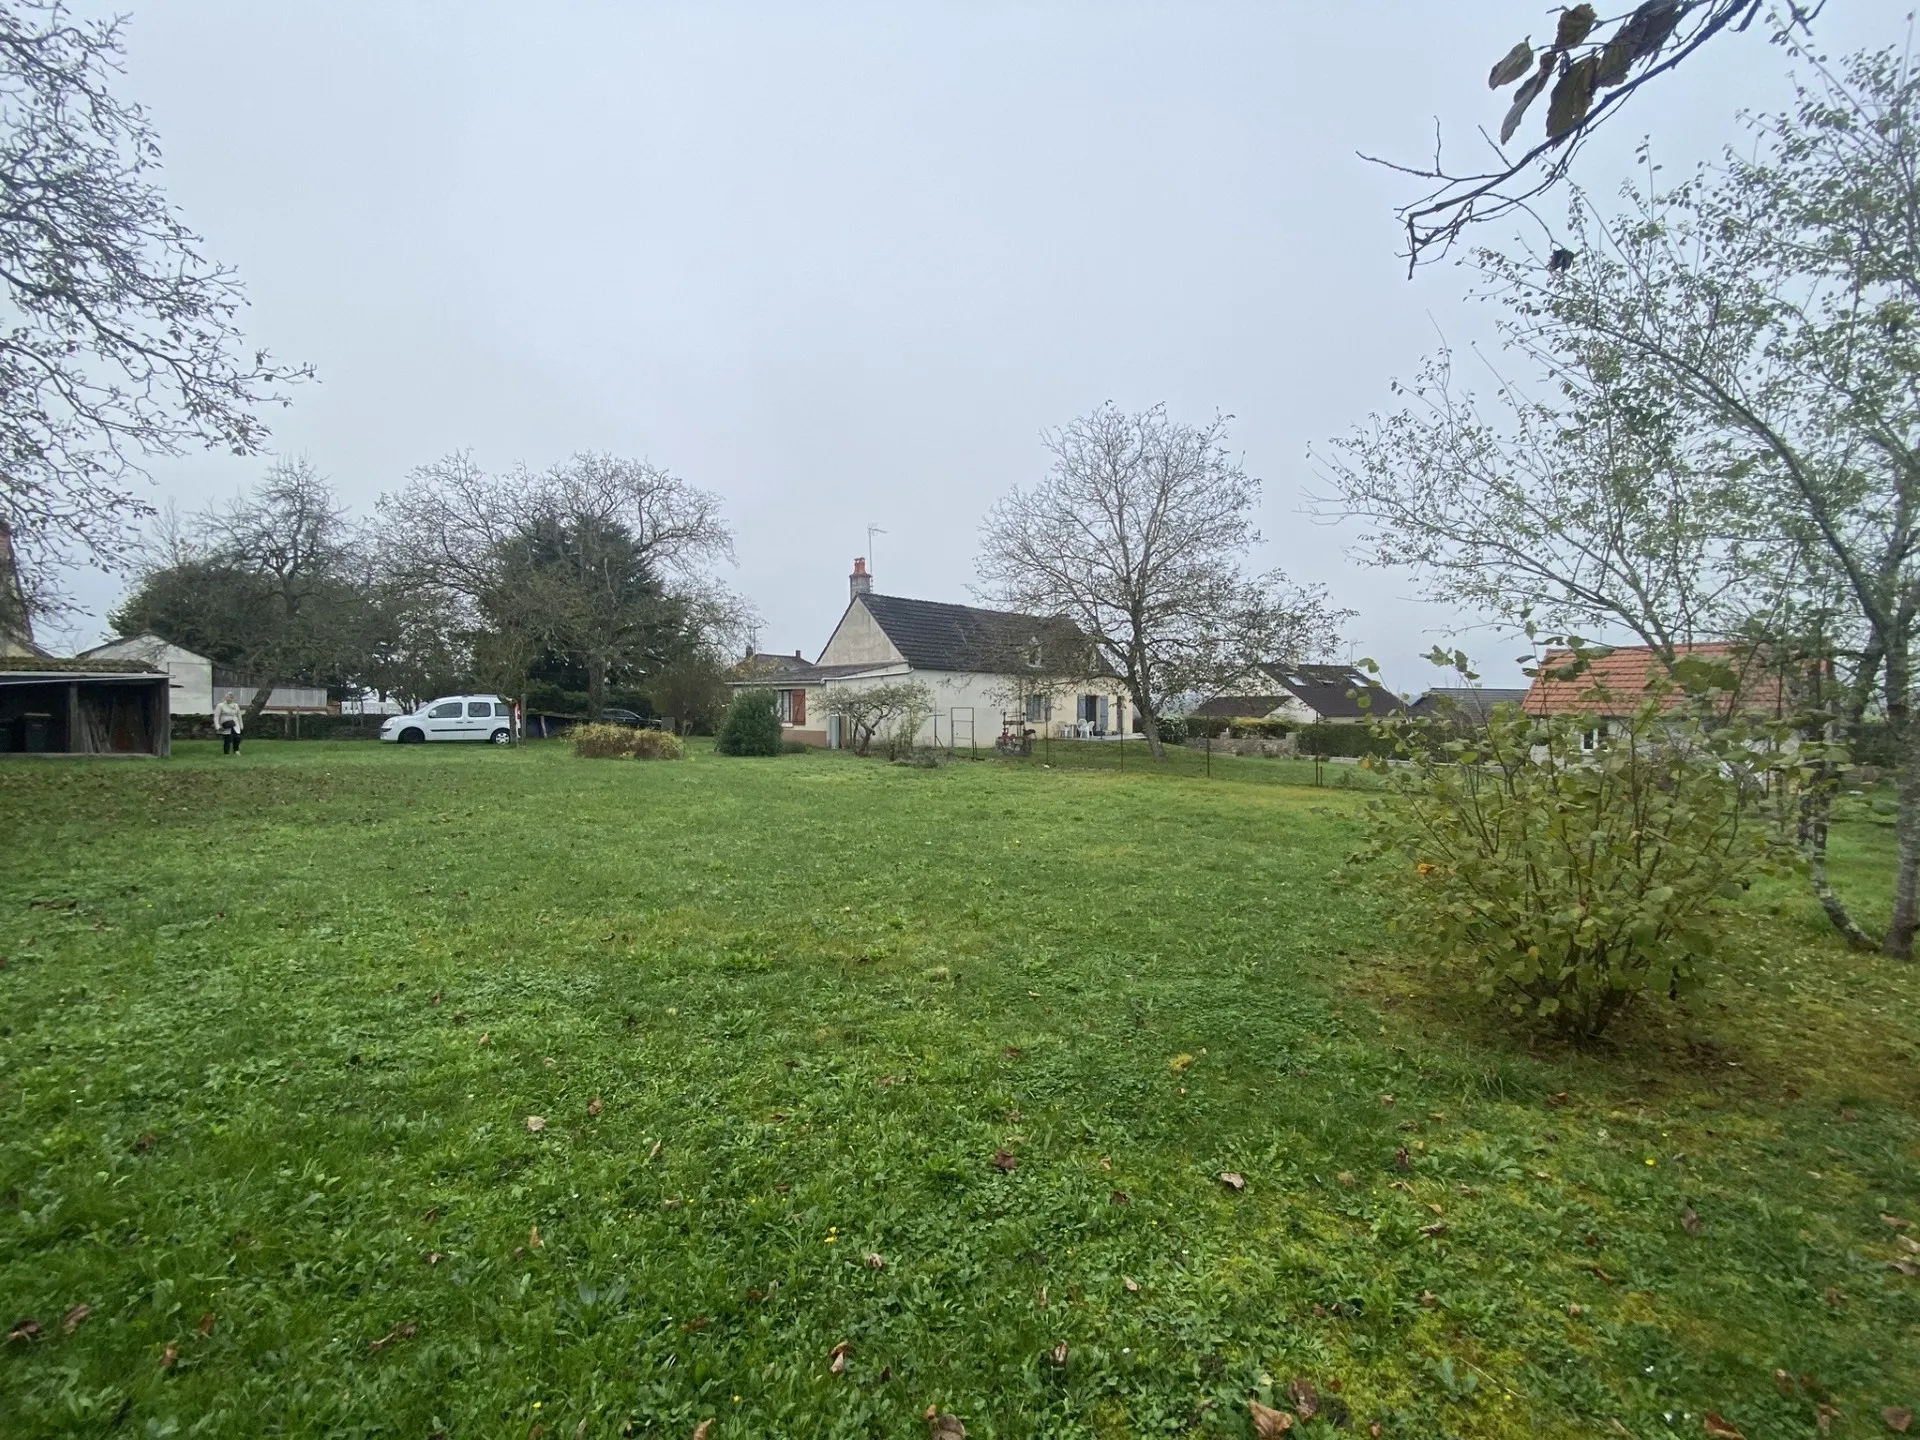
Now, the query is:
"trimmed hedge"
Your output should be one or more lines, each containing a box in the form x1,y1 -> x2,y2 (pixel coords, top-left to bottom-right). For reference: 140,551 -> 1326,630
1294,722 -> 1396,759
1181,716 -> 1289,741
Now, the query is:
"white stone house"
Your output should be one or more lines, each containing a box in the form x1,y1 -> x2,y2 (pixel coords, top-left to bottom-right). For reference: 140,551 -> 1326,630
733,559 -> 1131,749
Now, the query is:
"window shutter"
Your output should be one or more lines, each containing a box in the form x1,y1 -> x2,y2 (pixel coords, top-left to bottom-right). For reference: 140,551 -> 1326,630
792,688 -> 806,727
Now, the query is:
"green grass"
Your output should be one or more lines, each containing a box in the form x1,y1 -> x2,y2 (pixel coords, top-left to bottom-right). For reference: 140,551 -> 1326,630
0,740 -> 1915,1438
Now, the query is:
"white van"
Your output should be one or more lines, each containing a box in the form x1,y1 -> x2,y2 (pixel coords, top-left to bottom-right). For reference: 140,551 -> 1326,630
380,695 -> 514,745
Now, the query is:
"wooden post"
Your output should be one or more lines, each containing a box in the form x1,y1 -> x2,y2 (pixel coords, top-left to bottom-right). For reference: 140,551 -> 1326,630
66,681 -> 79,754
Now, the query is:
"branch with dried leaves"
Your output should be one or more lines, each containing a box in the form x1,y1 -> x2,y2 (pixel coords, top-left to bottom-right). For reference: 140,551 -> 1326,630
1378,1 -> 1825,272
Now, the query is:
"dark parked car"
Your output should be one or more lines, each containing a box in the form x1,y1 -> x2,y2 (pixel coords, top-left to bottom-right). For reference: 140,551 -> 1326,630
598,708 -> 658,729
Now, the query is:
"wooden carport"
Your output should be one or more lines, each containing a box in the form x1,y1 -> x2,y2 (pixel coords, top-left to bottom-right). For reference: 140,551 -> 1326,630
0,657 -> 172,757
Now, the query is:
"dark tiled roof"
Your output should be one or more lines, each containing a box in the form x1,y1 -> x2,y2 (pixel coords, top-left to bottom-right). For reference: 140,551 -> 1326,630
1259,662 -> 1403,719
737,652 -> 824,682
0,656 -> 164,676
861,594 -> 1092,675
1189,694 -> 1286,719
1407,687 -> 1531,723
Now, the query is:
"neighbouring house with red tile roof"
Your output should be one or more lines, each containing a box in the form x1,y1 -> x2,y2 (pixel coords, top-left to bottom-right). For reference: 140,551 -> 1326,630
1521,642 -> 1789,748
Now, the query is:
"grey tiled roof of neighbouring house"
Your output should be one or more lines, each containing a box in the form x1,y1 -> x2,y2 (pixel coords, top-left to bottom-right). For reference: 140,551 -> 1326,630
1407,686 -> 1531,723
859,594 -> 1095,675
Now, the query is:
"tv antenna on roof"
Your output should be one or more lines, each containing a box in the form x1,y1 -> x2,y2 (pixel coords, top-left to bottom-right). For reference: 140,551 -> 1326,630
866,523 -> 886,578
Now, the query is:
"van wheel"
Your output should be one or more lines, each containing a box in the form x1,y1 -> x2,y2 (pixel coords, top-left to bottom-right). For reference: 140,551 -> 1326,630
399,727 -> 425,744
490,728 -> 512,745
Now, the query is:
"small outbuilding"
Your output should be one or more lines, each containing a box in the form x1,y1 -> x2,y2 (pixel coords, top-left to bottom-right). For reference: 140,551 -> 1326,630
0,656 -> 172,757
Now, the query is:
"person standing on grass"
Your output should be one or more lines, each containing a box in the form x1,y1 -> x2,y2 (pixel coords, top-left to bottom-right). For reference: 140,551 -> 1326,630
214,690 -> 245,754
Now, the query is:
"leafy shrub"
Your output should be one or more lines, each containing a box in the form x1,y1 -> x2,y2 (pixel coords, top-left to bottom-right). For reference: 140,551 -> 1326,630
572,723 -> 684,760
1183,716 -> 1229,739
716,689 -> 783,756
1296,723 -> 1394,759
1148,714 -> 1188,745
1362,697 -> 1798,1041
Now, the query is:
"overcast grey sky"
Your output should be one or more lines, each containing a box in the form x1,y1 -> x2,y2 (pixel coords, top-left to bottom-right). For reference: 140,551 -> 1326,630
54,1 -> 1902,689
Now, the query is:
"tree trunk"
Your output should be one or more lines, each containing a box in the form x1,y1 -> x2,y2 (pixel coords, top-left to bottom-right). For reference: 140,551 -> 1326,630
241,681 -> 276,731
1802,778 -> 1878,951
1127,677 -> 1164,761
1884,724 -> 1920,958
586,655 -> 607,720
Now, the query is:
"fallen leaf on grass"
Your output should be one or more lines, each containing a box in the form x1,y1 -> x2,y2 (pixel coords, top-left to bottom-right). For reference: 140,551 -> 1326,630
1123,1276 -> 1140,1294
1884,1214 -> 1912,1230
1703,1413 -> 1745,1439
1169,1054 -> 1194,1073
1337,1172 -> 1355,1187
1050,1341 -> 1068,1366
992,1149 -> 1018,1173
1420,1291 -> 1438,1308
1420,1222 -> 1448,1237
1816,1404 -> 1839,1434
1567,1303 -> 1584,1317
682,1315 -> 709,1332
692,1422 -> 714,1440
1218,1171 -> 1246,1191
1547,1091 -> 1569,1107
1824,1285 -> 1846,1307
1395,1146 -> 1409,1172
528,1225 -> 543,1249
1289,1379 -> 1319,1420
7,1319 -> 39,1343
134,1133 -> 155,1153
924,1406 -> 967,1439
425,1251 -> 443,1265
864,1253 -> 886,1270
62,1305 -> 90,1334
1884,1407 -> 1913,1433
1110,1190 -> 1130,1206
160,1342 -> 177,1369
369,1321 -> 417,1352
1682,1204 -> 1702,1237
648,1139 -> 663,1162
197,1312 -> 215,1337
1589,1265 -> 1618,1284
1098,1156 -> 1112,1170
1249,1399 -> 1294,1435
588,1097 -> 602,1117
830,1341 -> 852,1374
526,1115 -> 546,1133
477,1032 -> 490,1047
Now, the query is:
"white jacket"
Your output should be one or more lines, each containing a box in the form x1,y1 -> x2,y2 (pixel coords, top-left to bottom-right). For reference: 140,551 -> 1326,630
213,700 -> 244,733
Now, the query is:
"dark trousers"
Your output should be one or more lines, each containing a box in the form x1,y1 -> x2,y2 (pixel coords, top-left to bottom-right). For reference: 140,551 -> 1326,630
221,728 -> 242,754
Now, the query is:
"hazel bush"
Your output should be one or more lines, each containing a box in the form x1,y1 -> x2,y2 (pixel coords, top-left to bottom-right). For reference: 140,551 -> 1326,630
1361,689 -> 1799,1041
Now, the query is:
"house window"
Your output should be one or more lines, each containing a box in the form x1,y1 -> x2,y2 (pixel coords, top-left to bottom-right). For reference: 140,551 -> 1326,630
774,690 -> 793,724
1024,693 -> 1051,724
1581,723 -> 1604,751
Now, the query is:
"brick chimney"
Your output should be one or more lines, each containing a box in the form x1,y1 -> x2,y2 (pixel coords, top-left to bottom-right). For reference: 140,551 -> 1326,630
850,556 -> 872,600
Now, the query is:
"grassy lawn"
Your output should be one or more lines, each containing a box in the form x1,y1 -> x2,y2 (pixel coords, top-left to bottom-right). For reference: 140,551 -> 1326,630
0,740 -> 1915,1438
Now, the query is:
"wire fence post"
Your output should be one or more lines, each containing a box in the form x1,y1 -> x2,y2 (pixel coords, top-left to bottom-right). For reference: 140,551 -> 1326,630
1206,735 -> 1211,778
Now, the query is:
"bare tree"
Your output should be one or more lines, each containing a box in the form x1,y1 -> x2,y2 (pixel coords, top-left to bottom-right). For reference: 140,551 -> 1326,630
0,1 -> 308,607
977,403 -> 1345,761
1337,42 -> 1920,956
377,451 -> 749,723
117,459 -> 371,725
828,680 -> 934,757
1314,343 -> 1771,657
1382,1 -> 1825,270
